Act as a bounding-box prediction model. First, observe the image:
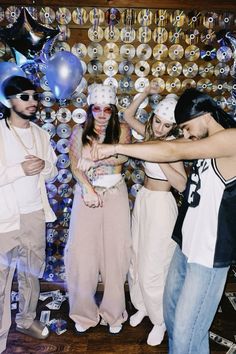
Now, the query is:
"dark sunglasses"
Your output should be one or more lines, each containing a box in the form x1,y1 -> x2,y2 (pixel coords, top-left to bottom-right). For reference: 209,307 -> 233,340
7,93 -> 41,101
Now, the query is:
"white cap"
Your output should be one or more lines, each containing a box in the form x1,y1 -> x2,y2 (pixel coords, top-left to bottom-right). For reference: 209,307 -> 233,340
153,94 -> 178,123
87,84 -> 116,105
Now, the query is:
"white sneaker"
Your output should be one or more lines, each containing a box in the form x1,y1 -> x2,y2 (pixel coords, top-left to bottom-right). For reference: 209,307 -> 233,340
147,323 -> 166,346
129,310 -> 147,327
75,323 -> 87,333
109,325 -> 122,334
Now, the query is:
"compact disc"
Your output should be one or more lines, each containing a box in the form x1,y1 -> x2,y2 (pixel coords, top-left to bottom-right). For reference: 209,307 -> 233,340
134,78 -> 150,92
40,91 -> 56,107
149,94 -> 163,109
88,42 -> 103,59
218,12 -> 234,28
88,26 -> 103,42
119,61 -> 134,75
71,43 -> 87,59
117,94 -> 132,109
71,92 -> 87,108
137,27 -> 152,43
168,44 -> 184,60
135,61 -> 150,77
120,28 -> 136,43
225,81 -> 236,92
136,44 -> 152,60
72,7 -> 88,24
40,75 -> 50,91
153,44 -> 168,60
89,8 -> 104,24
88,60 -> 103,75
216,46 -> 232,63
56,123 -> 71,138
214,95 -> 227,110
105,8 -> 120,25
150,78 -> 165,93
165,78 -> 181,93
74,77 -> 87,94
46,228 -> 58,244
167,61 -> 182,77
186,11 -> 202,28
58,25 -> 71,41
104,43 -> 119,59
56,108 -> 71,123
57,183 -> 73,198
0,42 -> 6,57
227,96 -> 236,111
151,61 -> 166,77
200,29 -> 216,45
72,108 -> 87,124
183,62 -> 198,78
122,170 -> 131,182
133,93 -> 148,109
56,139 -> 70,153
39,7 -> 55,24
185,45 -> 200,61
103,77 -> 118,90
169,10 -> 186,27
58,212 -> 71,228
104,27 -> 120,42
54,41 -> 70,52
40,108 -> 56,123
137,9 -> 153,26
57,169 -> 72,184
185,29 -> 200,45
152,27 -> 168,44
199,63 -> 214,78
197,79 -> 212,92
214,63 -> 230,77
135,108 -> 149,123
121,8 -> 137,26
154,9 -> 168,26
131,169 -> 145,184
57,154 -> 70,169
5,6 -> 20,23
203,12 -> 218,28
56,7 -> 71,25
130,183 -> 143,197
168,28 -> 184,44
42,123 -> 56,138
119,77 -> 134,92
181,79 -> 196,90
200,45 -> 217,61
212,80 -> 227,94
120,44 -> 135,60
0,8 -> 4,22
46,183 -> 57,199
103,60 -> 118,76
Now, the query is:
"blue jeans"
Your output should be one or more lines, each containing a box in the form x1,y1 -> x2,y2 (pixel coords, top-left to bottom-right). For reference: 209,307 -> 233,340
163,245 -> 229,354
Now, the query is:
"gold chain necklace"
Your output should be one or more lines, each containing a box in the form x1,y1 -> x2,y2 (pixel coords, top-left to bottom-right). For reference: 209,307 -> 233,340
8,119 -> 37,154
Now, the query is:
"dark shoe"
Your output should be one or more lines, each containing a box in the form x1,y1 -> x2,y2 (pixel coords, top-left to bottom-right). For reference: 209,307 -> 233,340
16,320 -> 49,339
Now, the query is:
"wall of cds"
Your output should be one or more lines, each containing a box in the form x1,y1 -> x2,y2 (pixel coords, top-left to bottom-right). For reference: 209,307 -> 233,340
0,5 -> 235,282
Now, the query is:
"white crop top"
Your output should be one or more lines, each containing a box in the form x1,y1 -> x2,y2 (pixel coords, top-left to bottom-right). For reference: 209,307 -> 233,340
143,161 -> 168,181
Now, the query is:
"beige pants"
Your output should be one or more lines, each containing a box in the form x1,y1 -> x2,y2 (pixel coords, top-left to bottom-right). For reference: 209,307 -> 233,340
128,187 -> 177,325
0,210 -> 45,353
65,179 -> 131,328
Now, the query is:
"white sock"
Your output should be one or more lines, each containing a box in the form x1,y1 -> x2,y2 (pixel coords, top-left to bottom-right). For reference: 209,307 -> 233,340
129,310 -> 147,327
75,323 -> 87,333
109,325 -> 122,334
147,323 -> 166,346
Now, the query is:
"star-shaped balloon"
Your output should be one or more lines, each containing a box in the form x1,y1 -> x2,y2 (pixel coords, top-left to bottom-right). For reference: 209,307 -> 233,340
0,7 -> 59,62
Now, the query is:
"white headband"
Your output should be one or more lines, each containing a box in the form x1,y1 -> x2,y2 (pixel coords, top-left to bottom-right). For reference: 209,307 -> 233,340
87,84 -> 116,105
153,94 -> 178,123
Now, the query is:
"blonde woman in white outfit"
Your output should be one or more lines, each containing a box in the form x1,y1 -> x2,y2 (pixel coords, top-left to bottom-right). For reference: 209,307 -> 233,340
124,84 -> 187,346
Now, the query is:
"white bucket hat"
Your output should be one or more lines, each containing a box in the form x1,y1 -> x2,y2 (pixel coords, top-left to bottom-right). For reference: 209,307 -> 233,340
153,94 -> 178,123
87,84 -> 116,105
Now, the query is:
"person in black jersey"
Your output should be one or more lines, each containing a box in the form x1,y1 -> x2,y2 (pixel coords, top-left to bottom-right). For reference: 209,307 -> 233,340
90,88 -> 236,354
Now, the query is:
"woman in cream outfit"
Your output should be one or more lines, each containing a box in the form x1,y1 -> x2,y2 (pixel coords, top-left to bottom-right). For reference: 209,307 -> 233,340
124,85 -> 187,346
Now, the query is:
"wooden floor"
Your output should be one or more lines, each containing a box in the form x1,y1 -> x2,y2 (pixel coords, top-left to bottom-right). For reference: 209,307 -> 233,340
3,288 -> 236,354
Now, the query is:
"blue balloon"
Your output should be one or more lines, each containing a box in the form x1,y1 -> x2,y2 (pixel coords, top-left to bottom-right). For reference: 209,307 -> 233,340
45,51 -> 83,99
0,62 -> 26,108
